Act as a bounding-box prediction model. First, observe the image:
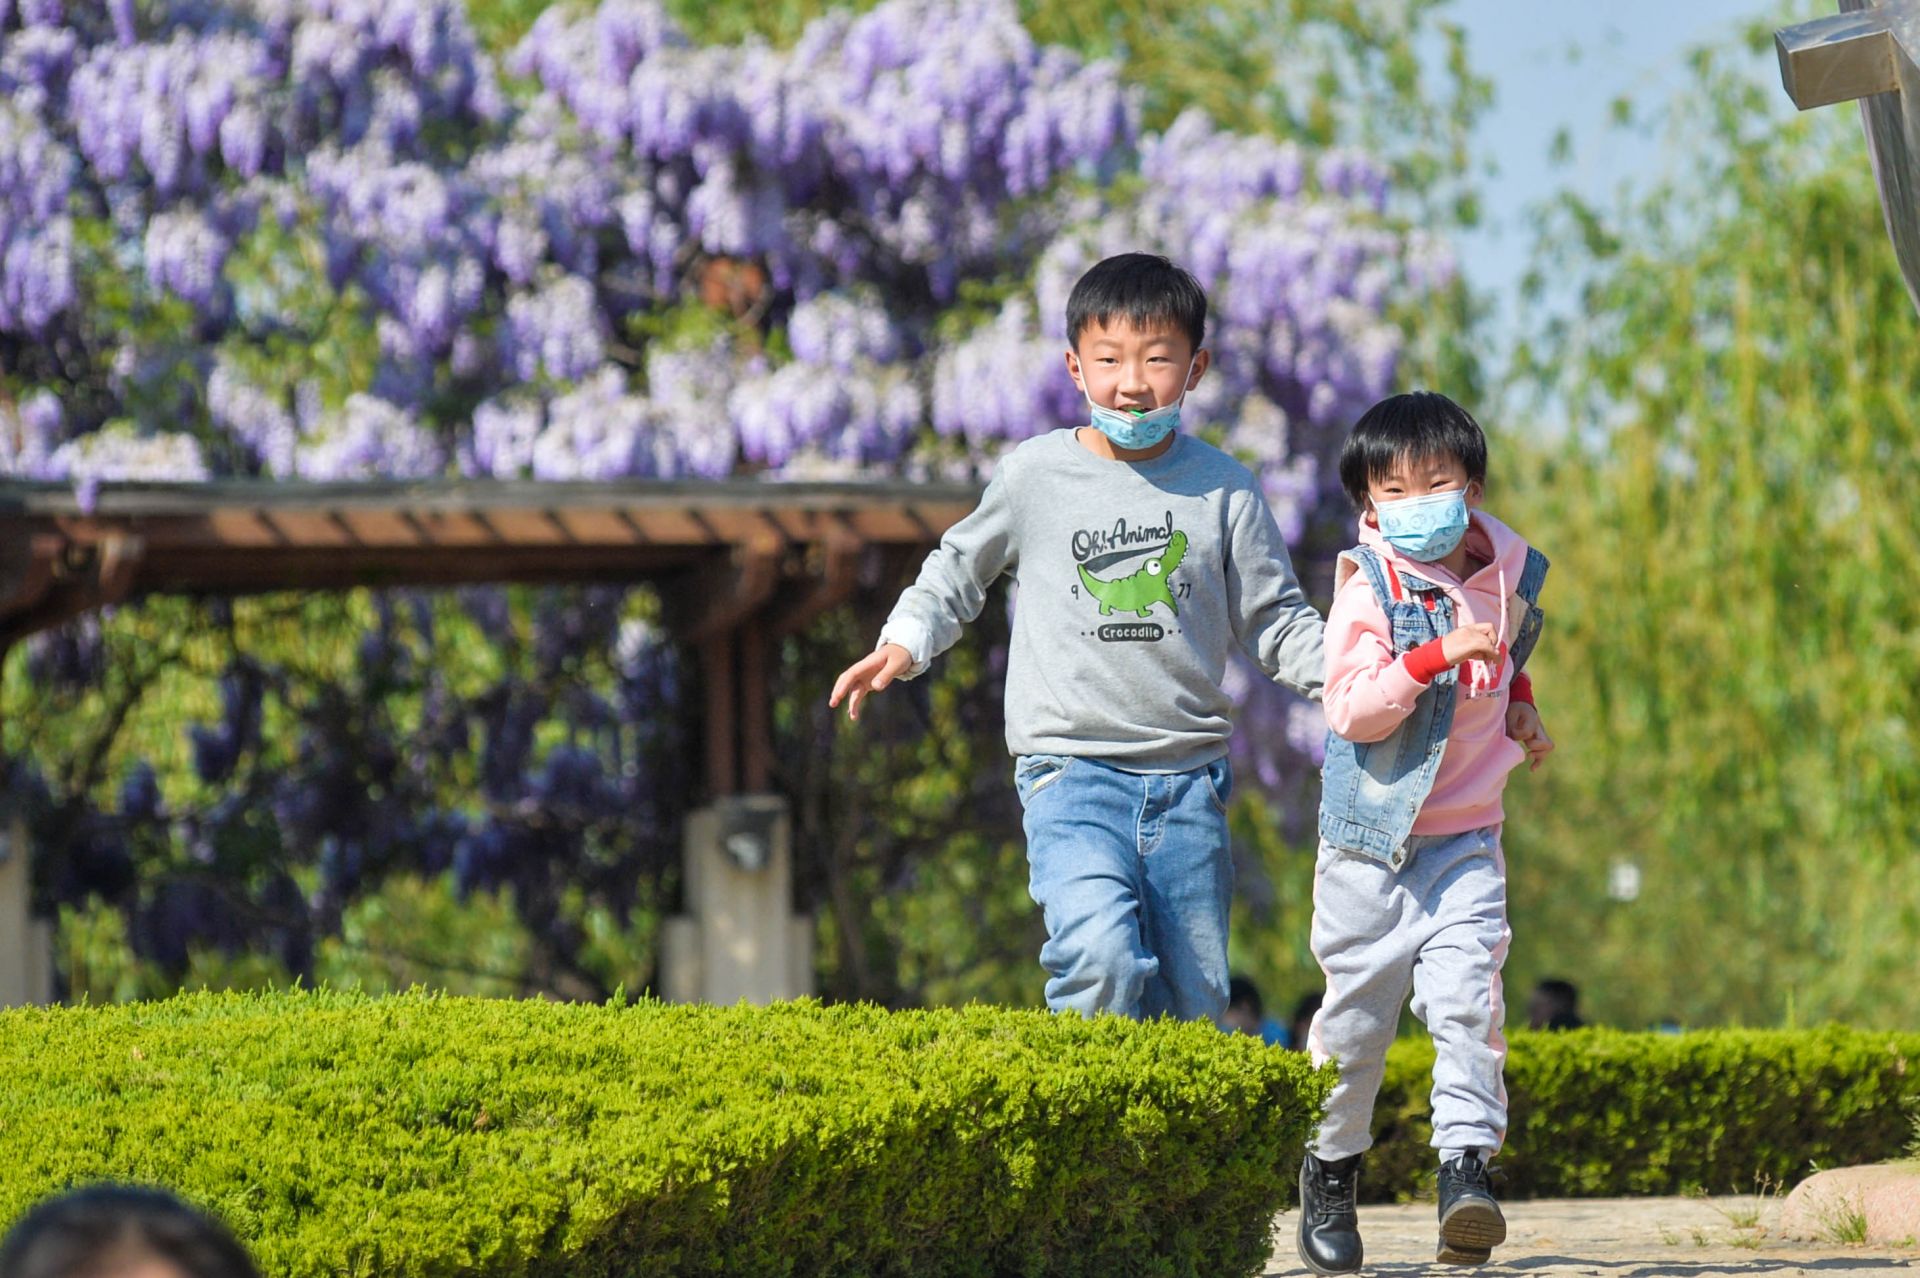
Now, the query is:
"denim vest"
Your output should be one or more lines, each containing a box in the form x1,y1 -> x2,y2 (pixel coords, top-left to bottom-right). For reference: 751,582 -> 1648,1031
1318,545 -> 1549,868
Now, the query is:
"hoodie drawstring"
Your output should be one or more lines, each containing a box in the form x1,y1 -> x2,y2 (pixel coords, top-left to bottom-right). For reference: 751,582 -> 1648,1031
1467,561 -> 1509,698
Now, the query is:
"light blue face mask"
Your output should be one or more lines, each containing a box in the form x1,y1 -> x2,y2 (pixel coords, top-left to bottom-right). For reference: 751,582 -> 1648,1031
1082,358 -> 1195,451
1374,488 -> 1470,562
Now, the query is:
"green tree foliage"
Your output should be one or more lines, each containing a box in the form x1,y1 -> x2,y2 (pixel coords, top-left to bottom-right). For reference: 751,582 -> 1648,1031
1496,23 -> 1920,1028
5,591 -> 671,1002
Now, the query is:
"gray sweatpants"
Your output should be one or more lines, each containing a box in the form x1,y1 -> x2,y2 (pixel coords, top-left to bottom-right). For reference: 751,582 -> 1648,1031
1306,826 -> 1511,1163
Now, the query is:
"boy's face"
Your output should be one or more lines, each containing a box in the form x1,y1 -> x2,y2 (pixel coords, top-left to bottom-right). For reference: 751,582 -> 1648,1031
1363,451 -> 1482,524
1065,318 -> 1209,414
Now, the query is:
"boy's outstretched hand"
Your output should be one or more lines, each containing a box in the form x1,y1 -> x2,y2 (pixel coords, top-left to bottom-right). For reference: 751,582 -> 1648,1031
1506,702 -> 1555,771
829,643 -> 913,722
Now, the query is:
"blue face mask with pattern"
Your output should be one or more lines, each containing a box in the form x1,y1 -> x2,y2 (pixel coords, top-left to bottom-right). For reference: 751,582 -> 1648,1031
1082,358 -> 1195,451
1374,489 -> 1470,562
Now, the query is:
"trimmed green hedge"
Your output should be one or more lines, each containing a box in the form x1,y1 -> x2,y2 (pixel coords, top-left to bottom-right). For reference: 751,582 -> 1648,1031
1363,1027 -> 1920,1202
0,992 -> 1328,1277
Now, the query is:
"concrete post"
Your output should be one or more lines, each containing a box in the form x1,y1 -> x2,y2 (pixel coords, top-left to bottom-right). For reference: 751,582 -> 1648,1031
0,817 -> 54,1006
660,795 -> 813,1005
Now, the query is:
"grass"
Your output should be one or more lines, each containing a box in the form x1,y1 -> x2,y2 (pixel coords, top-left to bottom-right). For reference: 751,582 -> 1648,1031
1815,1196 -> 1870,1247
1658,1174 -> 1787,1253
1709,1173 -> 1780,1235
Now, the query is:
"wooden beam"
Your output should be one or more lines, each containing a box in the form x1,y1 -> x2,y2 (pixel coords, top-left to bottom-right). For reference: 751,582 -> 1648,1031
704,630 -> 738,798
0,477 -> 983,522
766,517 -> 864,639
0,480 -> 979,645
0,534 -> 60,629
3,499 -> 973,556
658,522 -> 785,644
0,534 -> 145,646
739,625 -> 773,794
130,546 -> 713,596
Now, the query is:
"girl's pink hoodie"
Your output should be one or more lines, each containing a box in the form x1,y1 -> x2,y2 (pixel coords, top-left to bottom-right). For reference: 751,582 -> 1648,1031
1322,510 -> 1534,837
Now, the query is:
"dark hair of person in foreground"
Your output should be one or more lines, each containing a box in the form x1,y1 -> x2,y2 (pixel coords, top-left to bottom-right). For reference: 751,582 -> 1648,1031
0,1184 -> 259,1278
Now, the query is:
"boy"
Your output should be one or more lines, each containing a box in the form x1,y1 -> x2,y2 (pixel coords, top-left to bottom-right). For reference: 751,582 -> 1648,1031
1296,391 -> 1553,1273
828,253 -> 1323,1023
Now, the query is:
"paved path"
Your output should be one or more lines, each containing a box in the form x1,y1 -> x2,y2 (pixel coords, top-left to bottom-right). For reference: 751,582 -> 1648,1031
1266,1195 -> 1919,1277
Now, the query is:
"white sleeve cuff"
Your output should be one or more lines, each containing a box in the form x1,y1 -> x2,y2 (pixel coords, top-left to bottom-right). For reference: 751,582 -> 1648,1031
877,617 -> 933,679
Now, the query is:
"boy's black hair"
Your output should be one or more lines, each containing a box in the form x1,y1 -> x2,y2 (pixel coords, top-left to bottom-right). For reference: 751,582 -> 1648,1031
1338,390 -> 1488,510
1226,974 -> 1263,1018
1065,252 -> 1207,351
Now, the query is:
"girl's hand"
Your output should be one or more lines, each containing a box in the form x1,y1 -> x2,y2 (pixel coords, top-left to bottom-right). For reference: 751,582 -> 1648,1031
1506,702 -> 1555,771
1441,622 -> 1501,667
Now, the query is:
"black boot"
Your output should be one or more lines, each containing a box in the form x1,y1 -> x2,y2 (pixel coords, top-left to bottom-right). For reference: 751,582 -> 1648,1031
1435,1152 -> 1505,1265
1296,1152 -> 1364,1275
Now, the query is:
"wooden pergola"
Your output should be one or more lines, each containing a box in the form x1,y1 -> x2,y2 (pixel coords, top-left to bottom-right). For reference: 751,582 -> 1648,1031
0,479 -> 976,798
0,478 -> 983,1005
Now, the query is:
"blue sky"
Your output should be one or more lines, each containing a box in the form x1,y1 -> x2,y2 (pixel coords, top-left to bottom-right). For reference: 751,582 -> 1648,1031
1447,0 -> 1799,351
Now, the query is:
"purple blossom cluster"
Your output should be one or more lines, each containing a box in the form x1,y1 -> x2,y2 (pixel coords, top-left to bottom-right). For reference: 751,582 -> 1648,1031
930,298 -> 1080,451
0,387 -> 64,476
528,367 -> 654,481
144,208 -> 230,309
645,338 -> 752,479
464,339 -> 746,483
512,0 -> 1135,300
291,391 -> 444,480
0,0 -> 507,488
68,30 -> 279,194
304,141 -> 491,366
0,103 -> 74,331
730,289 -> 919,470
502,273 -> 605,382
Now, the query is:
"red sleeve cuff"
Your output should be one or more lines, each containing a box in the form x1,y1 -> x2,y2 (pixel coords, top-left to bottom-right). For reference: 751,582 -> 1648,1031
1402,638 -> 1451,685
1510,671 -> 1535,707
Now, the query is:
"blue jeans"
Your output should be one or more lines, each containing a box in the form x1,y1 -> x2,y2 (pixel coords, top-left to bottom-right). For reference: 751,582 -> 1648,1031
1013,753 -> 1234,1021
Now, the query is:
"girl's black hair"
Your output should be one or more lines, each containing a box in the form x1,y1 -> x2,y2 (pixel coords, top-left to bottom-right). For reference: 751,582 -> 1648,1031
1338,391 -> 1488,510
1065,252 -> 1207,351
0,1185 -> 260,1278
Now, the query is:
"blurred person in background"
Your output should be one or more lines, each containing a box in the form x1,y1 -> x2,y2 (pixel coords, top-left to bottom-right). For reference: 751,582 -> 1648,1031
1220,974 -> 1289,1045
1526,978 -> 1584,1031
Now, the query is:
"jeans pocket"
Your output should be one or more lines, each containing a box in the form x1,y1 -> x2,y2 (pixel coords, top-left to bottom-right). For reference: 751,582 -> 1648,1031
1202,758 -> 1234,811
1015,754 -> 1073,805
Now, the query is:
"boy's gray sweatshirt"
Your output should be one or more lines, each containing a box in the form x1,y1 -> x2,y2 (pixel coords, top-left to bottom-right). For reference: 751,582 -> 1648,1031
880,428 -> 1324,772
